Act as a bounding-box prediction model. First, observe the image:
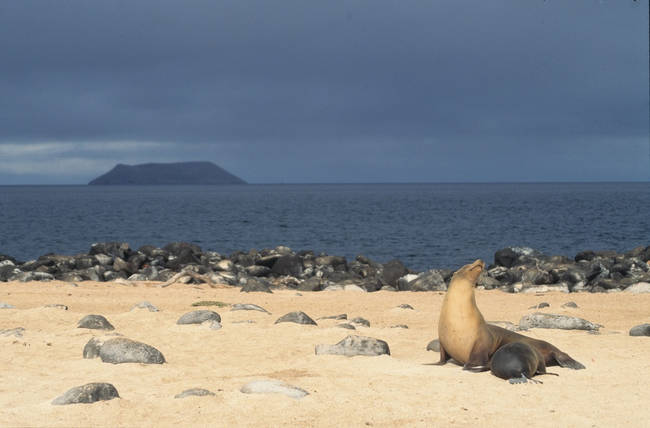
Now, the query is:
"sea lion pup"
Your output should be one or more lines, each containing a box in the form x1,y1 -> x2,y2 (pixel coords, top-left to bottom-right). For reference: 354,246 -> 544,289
436,259 -> 585,374
490,342 -> 558,384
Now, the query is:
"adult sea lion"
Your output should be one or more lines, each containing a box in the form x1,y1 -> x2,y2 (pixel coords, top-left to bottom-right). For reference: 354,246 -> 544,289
436,259 -> 585,376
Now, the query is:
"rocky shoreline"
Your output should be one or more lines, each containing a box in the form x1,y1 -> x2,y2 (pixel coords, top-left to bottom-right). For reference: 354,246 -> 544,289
1,242 -> 650,293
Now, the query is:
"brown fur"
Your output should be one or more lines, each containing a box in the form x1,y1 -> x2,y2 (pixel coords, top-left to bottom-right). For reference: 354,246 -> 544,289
437,259 -> 585,372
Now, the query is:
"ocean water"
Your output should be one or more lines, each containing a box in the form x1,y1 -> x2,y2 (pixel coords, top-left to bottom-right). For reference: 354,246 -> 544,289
1,183 -> 649,271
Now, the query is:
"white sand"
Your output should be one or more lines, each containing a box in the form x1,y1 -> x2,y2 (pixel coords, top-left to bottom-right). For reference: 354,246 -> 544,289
1,281 -> 649,427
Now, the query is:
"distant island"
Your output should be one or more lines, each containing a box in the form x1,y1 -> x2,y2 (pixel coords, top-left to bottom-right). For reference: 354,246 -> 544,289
88,161 -> 247,185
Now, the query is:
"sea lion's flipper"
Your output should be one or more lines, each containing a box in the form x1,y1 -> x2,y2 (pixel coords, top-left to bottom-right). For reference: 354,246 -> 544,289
508,375 -> 528,384
553,351 -> 586,370
433,344 -> 451,366
508,375 -> 542,384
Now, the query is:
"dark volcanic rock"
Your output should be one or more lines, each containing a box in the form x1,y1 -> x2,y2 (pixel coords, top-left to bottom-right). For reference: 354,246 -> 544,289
77,315 -> 115,330
52,383 -> 119,405
337,323 -> 356,330
88,161 -> 246,185
89,242 -> 131,260
177,310 -> 222,325
315,335 -> 390,356
297,277 -> 322,291
245,265 -> 271,277
275,311 -> 317,325
99,337 -> 165,364
629,324 -> 650,336
562,301 -> 579,308
350,317 -> 370,327
240,278 -> 273,293
381,259 -> 408,286
175,388 -> 216,399
271,255 -> 303,277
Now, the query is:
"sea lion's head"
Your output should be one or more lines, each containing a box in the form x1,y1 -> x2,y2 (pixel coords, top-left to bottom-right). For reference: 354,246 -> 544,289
451,259 -> 485,286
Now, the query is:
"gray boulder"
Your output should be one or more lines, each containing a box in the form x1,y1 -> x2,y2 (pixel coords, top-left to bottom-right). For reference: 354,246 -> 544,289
177,310 -> 221,325
77,315 -> 115,330
629,323 -> 650,336
350,317 -> 370,327
52,383 -> 119,405
275,311 -> 317,325
99,337 -> 165,364
240,277 -> 273,293
315,335 -> 390,356
519,312 -> 601,331
405,270 -> 446,291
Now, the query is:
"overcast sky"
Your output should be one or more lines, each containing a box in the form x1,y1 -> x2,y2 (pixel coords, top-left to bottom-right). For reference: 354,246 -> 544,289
0,0 -> 647,184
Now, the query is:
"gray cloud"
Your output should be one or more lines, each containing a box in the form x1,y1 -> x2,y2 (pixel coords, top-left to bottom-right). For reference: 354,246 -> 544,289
0,0 -> 647,183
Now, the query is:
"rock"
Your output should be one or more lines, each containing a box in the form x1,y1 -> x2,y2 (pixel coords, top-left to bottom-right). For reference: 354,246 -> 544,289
624,282 -> 650,293
94,254 -> 113,266
231,303 -> 270,314
0,302 -> 16,309
382,259 -> 408,286
245,265 -> 271,277
0,265 -> 21,281
271,255 -> 303,277
517,283 -> 570,294
77,315 -> 115,330
337,323 -> 356,330
391,324 -> 408,329
315,335 -> 390,357
495,247 -> 544,268
562,301 -> 579,308
519,312 -> 601,331
83,337 -> 107,359
175,388 -> 216,399
0,327 -> 25,337
426,339 -> 440,352
397,304 -> 414,310
99,337 -> 165,364
240,277 -> 273,293
44,304 -> 68,310
396,274 -> 418,290
529,302 -> 550,309
318,314 -> 347,320
405,269 -> 446,291
275,311 -> 317,325
240,380 -> 308,399
314,255 -> 347,268
350,317 -> 370,327
297,277 -> 322,291
131,301 -> 159,312
89,242 -> 131,260
52,383 -> 119,405
575,250 -> 596,262
214,259 -> 234,272
629,324 -> 650,336
201,320 -> 222,330
177,310 -> 222,325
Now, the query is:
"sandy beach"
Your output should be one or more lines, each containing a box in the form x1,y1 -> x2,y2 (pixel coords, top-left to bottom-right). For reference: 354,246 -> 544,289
1,280 -> 649,427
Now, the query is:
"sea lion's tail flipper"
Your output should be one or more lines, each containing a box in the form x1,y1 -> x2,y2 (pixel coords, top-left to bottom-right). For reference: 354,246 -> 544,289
554,352 -> 586,370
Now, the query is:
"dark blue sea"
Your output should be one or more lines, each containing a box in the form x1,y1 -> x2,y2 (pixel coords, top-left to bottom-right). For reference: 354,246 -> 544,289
1,183 -> 649,271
